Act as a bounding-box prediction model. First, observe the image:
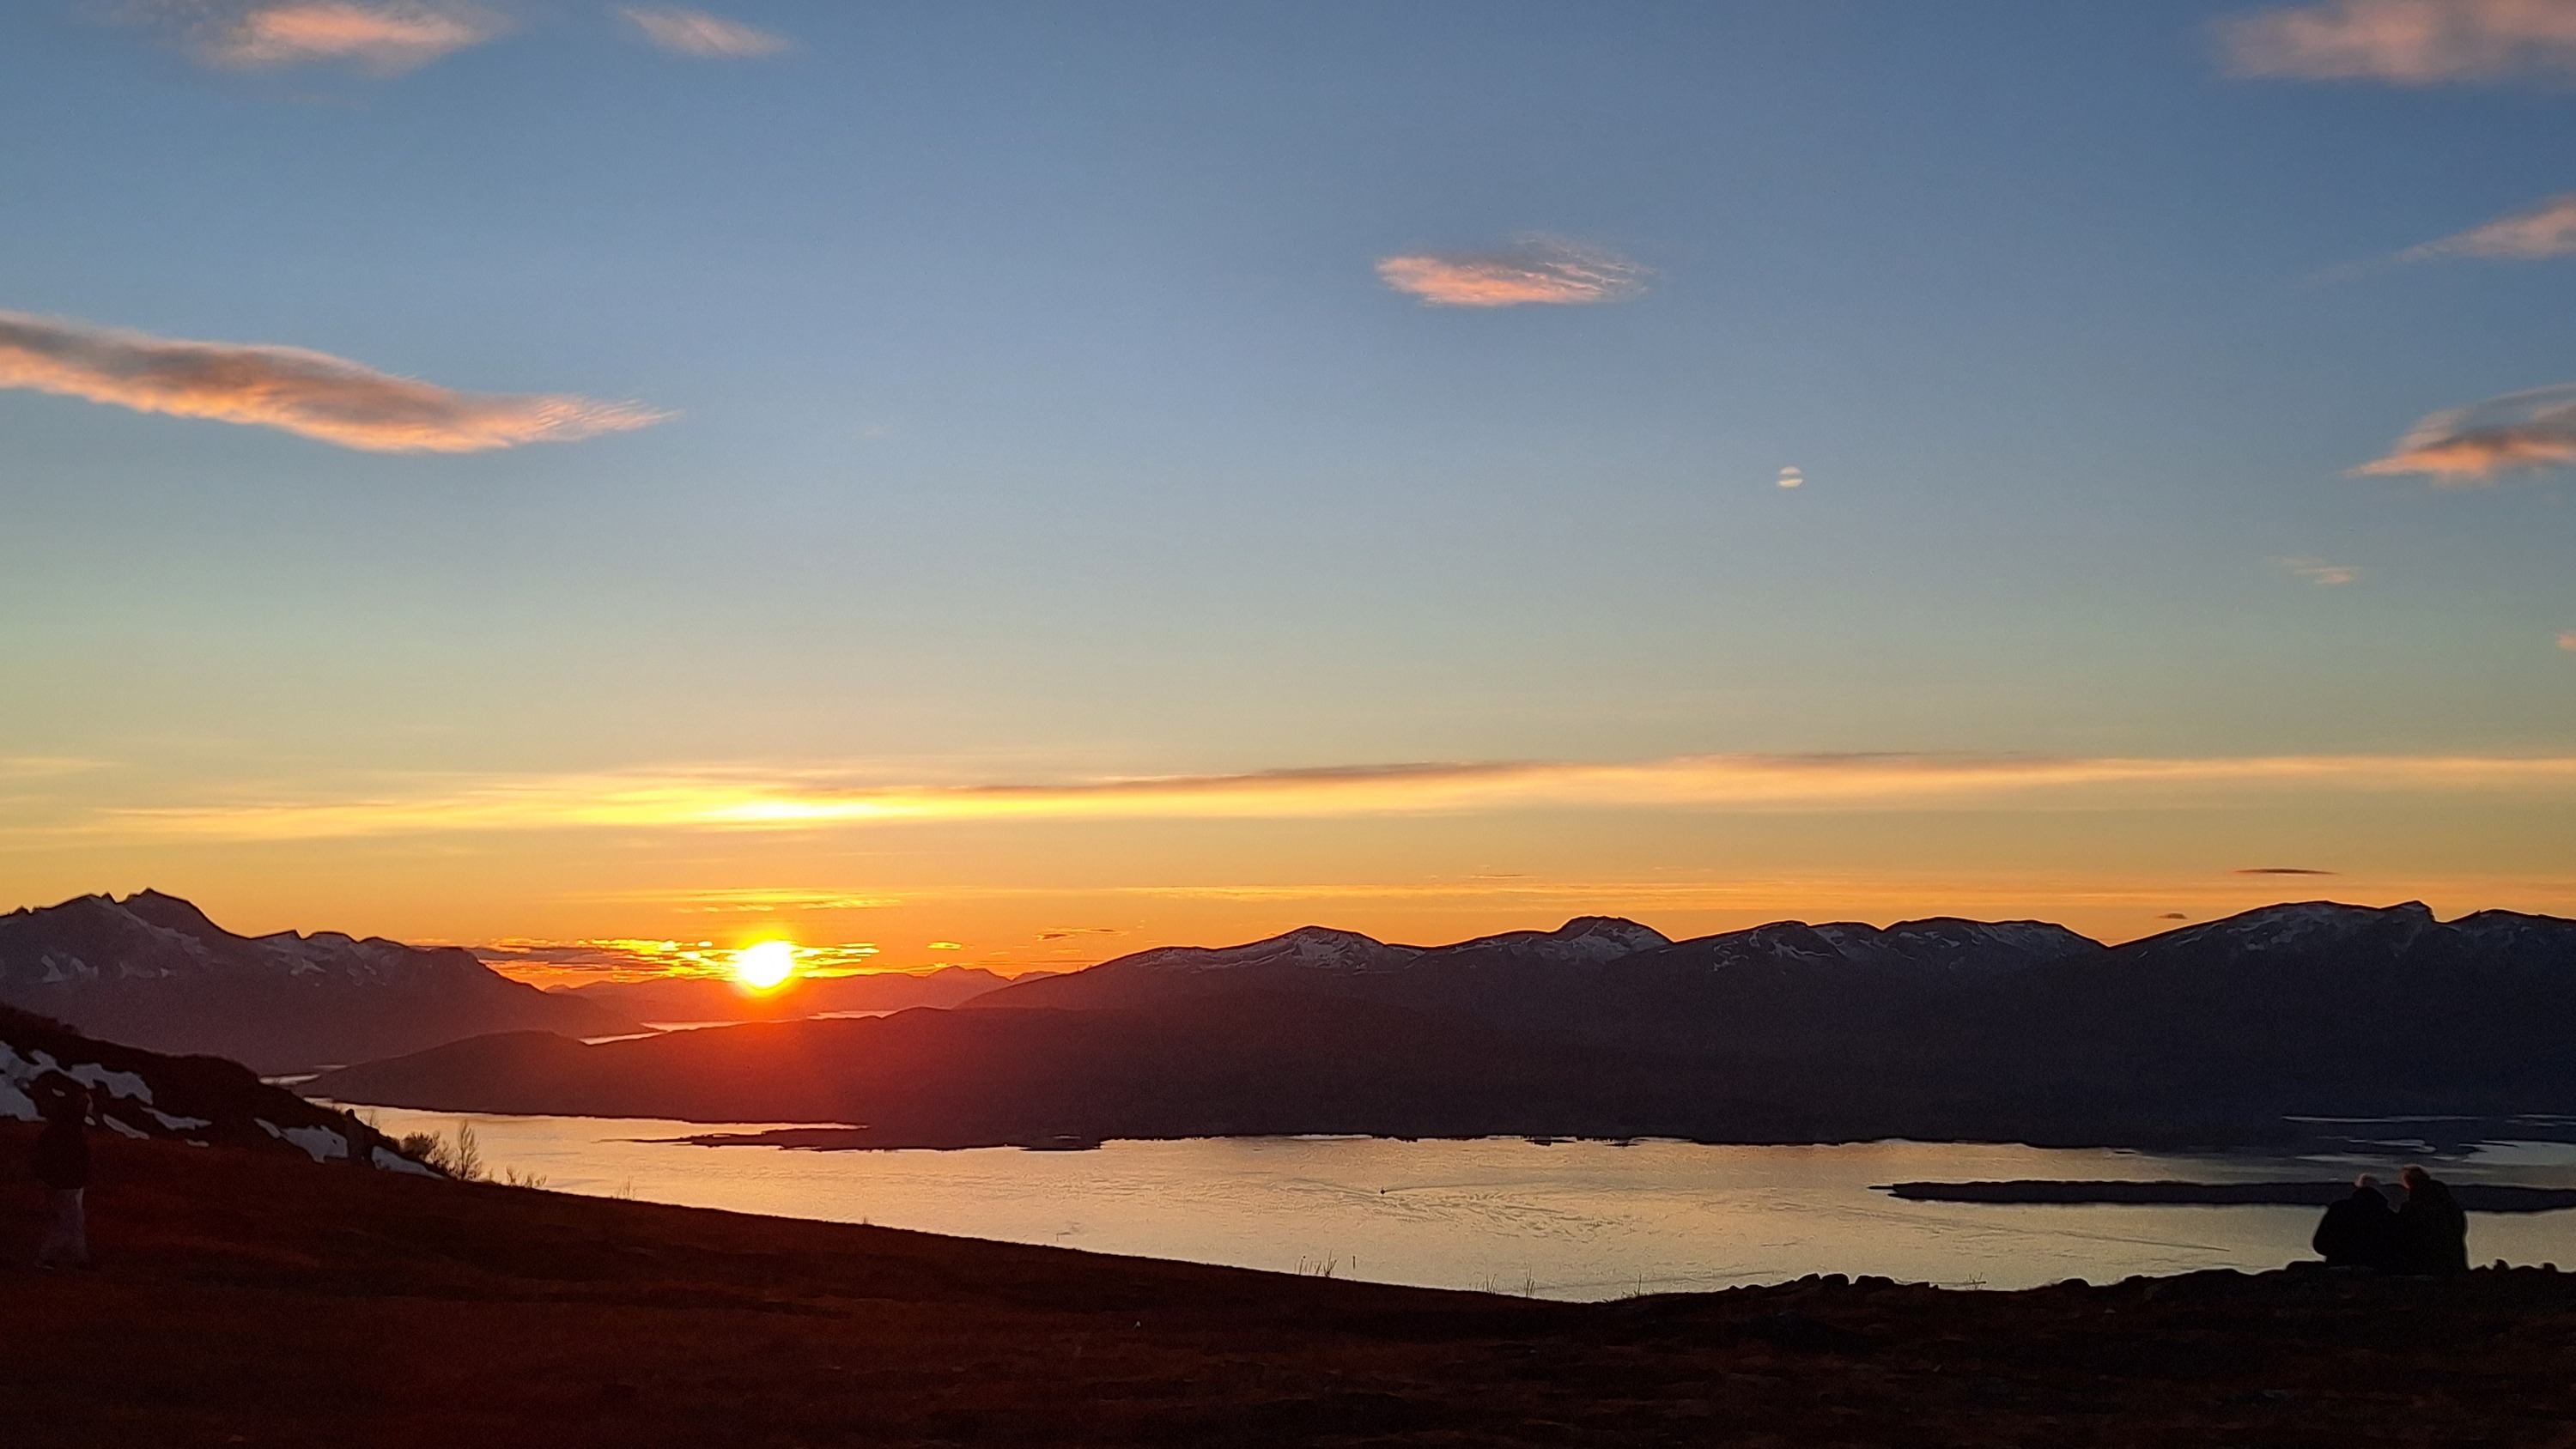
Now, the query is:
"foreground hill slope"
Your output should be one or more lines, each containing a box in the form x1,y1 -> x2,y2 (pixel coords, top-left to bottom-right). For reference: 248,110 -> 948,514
7,1132 -> 2576,1447
317,901 -> 2576,1146
0,891 -> 637,1072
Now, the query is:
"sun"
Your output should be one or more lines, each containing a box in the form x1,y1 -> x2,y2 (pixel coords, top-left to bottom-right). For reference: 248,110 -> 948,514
732,940 -> 799,991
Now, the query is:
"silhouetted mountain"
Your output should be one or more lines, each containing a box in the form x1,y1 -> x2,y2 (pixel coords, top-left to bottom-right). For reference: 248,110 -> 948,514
1947,900 -> 2576,1125
969,917 -> 1674,1013
555,965 -> 1045,1024
0,892 -> 639,1074
2,1002 -> 430,1170
310,900 -> 2576,1148
972,913 -> 2099,1043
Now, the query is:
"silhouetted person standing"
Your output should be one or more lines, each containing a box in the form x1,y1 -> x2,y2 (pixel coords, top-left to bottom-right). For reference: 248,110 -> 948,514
2395,1165 -> 2469,1275
2312,1173 -> 2398,1269
32,1082 -> 92,1270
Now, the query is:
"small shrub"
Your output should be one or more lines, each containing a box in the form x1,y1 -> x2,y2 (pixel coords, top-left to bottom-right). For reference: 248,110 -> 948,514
398,1124 -> 489,1182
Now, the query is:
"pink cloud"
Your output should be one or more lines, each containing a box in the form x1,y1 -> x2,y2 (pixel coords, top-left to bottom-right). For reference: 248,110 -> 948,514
2354,384 -> 2576,482
193,2 -> 506,74
1376,238 -> 1647,308
619,7 -> 790,58
0,309 -> 667,452
2221,0 -> 2576,83
2560,631 -> 2576,651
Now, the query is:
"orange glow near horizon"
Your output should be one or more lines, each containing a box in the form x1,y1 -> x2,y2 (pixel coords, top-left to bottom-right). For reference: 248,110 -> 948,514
732,940 -> 799,991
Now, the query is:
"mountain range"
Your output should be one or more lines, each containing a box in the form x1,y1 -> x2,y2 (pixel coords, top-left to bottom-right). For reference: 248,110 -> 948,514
0,892 -> 637,1073
308,900 -> 2576,1149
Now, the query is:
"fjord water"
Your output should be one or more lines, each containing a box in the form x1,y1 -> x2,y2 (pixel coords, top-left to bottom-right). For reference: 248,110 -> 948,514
343,1108 -> 2576,1299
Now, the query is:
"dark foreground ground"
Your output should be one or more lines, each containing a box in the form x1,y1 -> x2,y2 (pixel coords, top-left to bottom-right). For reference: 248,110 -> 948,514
7,1129 -> 2576,1448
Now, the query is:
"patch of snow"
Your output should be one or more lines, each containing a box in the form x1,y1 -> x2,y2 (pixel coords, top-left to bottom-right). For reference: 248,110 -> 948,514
1122,926 -> 1421,975
280,1125 -> 349,1162
0,1081 -> 35,1121
372,1147 -> 440,1177
144,1107 -> 212,1131
255,1118 -> 283,1137
100,1114 -> 147,1139
64,1062 -> 152,1104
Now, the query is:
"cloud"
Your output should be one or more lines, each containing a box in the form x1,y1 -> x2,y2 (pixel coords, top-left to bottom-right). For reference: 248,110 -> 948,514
2233,866 -> 2340,875
2157,912 -> 2191,919
144,2 -> 509,74
2354,384 -> 2576,482
2278,556 -> 2361,585
473,937 -> 883,982
0,309 -> 667,452
2398,192 -> 2576,262
2561,631 -> 2576,651
1777,467 -> 1805,489
2220,0 -> 2576,83
1376,237 -> 1647,307
618,7 -> 789,58
79,751 -> 2576,841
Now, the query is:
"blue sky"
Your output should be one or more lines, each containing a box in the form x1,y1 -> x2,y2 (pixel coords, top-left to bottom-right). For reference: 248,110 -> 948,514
3,1 -> 2572,961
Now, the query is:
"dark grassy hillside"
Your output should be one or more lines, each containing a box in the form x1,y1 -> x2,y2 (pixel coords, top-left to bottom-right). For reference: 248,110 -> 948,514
9,1130 -> 2576,1446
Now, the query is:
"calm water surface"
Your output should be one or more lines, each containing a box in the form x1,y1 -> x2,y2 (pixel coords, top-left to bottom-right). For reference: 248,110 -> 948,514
344,1106 -> 2576,1300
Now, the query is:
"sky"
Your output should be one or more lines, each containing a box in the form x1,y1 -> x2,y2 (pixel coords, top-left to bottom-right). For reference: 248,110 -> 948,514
3,0 -> 2573,980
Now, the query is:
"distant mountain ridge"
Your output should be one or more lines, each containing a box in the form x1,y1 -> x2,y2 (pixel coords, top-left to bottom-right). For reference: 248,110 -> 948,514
312,899 -> 2576,1149
969,912 -> 2098,1028
0,891 -> 639,1073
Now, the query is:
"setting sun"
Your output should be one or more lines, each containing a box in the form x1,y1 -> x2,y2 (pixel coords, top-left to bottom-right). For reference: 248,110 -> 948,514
733,940 -> 798,991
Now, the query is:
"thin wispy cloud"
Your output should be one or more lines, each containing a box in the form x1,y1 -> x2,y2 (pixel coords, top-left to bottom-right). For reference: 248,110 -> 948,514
76,751 -> 2576,841
618,6 -> 789,58
1376,237 -> 1647,308
0,757 -> 108,782
2561,630 -> 2576,651
0,309 -> 667,452
2233,866 -> 2339,875
2221,0 -> 2576,83
144,2 -> 509,74
2354,384 -> 2576,482
2278,555 -> 2362,585
2399,192 -> 2576,261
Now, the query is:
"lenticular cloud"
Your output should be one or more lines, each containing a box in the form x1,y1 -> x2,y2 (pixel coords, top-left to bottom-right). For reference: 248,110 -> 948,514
0,310 -> 667,453
1376,238 -> 1647,307
2354,384 -> 2576,482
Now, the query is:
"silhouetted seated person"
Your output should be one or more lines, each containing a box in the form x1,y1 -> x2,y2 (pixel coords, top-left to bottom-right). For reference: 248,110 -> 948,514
2312,1173 -> 2397,1269
2394,1165 -> 2470,1275
31,1078 -> 94,1271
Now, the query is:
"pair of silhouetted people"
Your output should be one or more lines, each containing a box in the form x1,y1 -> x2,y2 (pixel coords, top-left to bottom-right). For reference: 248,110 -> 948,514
30,1077 -> 94,1270
2312,1167 -> 2468,1274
